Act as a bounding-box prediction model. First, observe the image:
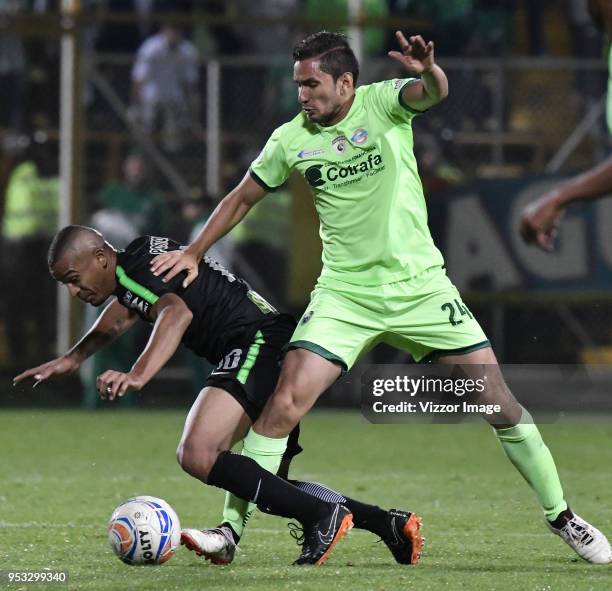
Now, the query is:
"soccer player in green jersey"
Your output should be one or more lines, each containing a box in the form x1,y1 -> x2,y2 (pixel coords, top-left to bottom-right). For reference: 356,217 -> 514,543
151,31 -> 612,565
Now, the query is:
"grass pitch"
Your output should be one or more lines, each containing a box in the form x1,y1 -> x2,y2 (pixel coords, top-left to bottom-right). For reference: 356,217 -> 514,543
2,409 -> 612,591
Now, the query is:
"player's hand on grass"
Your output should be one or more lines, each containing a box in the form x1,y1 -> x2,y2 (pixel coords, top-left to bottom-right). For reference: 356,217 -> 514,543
97,370 -> 145,401
150,248 -> 199,288
388,31 -> 435,74
12,355 -> 79,388
520,192 -> 565,252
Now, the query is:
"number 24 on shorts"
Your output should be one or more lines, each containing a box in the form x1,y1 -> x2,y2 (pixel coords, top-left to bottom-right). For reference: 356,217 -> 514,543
441,299 -> 473,326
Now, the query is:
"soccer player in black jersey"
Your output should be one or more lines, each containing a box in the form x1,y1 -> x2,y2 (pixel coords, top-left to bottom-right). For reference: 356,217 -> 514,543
14,225 -> 423,567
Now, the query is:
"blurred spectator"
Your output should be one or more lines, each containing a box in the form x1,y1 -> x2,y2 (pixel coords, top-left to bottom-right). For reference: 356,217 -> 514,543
182,194 -> 235,268
0,0 -> 27,133
1,138 -> 58,369
130,24 -> 200,152
233,0 -> 299,55
587,0 -> 612,135
470,0 -> 517,56
231,189 -> 291,309
95,152 -> 170,236
304,0 -> 389,57
179,194 -> 234,397
82,152 -> 169,407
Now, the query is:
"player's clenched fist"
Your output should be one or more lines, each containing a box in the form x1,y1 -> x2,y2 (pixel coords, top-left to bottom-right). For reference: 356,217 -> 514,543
388,31 -> 435,73
520,192 -> 565,252
97,370 -> 145,400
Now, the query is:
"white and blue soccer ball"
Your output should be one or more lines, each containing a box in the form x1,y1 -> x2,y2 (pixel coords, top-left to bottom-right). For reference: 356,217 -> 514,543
107,496 -> 181,565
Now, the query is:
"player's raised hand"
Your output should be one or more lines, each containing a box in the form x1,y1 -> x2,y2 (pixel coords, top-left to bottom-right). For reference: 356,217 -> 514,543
388,31 -> 435,74
97,370 -> 145,401
520,193 -> 565,252
150,249 -> 199,288
13,356 -> 79,388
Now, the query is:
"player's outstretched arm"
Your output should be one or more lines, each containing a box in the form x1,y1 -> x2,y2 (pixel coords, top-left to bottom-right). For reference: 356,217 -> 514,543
520,155 -> 612,251
97,293 -> 193,400
150,173 -> 267,287
388,31 -> 448,111
13,298 -> 137,388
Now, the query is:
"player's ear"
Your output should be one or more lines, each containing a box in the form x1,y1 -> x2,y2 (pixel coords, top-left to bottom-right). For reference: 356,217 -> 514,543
94,248 -> 108,268
338,72 -> 353,96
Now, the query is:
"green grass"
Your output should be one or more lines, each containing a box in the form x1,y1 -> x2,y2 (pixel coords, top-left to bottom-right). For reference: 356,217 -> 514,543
2,409 -> 612,590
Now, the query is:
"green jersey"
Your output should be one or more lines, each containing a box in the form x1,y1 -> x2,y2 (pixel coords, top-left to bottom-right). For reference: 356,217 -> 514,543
249,79 -> 445,286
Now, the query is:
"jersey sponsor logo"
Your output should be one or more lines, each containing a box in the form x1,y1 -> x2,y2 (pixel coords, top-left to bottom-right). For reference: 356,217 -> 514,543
331,135 -> 347,154
394,78 -> 407,89
304,149 -> 384,189
351,128 -> 368,145
305,164 -> 325,188
247,290 -> 277,314
298,148 -> 325,158
125,295 -> 150,315
149,236 -> 170,254
204,256 -> 236,282
301,310 -> 314,325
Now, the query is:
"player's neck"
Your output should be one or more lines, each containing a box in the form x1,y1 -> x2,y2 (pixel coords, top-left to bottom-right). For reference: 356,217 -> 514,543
322,94 -> 355,127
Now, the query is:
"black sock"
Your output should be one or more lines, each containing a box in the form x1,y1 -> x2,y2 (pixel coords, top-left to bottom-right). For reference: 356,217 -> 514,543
290,480 -> 389,538
549,507 -> 574,529
342,496 -> 389,538
208,451 -> 330,525
220,522 -> 241,545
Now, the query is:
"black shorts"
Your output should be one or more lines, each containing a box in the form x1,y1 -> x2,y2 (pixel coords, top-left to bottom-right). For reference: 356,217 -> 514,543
205,313 -> 302,461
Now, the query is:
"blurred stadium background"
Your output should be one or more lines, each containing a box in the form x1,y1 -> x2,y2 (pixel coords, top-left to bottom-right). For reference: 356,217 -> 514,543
2,0 -> 612,408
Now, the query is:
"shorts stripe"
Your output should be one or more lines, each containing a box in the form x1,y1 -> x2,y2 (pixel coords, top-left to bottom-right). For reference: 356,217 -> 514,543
284,340 -> 348,375
420,339 -> 491,363
237,330 -> 265,384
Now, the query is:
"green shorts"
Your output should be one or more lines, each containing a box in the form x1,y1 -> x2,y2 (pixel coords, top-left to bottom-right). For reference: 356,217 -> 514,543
287,266 -> 489,371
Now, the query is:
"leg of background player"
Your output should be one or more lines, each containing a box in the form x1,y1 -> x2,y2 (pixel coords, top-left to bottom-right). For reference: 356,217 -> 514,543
439,346 -> 612,564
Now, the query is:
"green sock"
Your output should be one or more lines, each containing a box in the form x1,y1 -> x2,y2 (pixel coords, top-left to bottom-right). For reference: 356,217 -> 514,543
495,407 -> 567,521
221,429 -> 289,539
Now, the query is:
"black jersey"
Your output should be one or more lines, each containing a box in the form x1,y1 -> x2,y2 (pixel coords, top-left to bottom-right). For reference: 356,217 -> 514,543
114,236 -> 282,363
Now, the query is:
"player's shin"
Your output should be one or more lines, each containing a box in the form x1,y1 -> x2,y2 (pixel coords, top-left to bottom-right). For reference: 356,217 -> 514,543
207,451 -> 330,524
211,429 -> 289,536
494,406 -> 567,520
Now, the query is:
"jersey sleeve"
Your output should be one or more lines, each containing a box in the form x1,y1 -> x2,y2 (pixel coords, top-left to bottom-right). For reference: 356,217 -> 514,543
367,78 -> 424,123
248,125 -> 290,192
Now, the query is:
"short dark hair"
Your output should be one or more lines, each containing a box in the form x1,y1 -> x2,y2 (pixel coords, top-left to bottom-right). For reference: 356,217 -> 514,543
47,225 -> 104,269
293,31 -> 359,85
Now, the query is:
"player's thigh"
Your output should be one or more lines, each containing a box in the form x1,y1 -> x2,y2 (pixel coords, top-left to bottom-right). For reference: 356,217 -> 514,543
255,348 -> 342,436
384,268 -> 489,362
207,315 -> 296,422
439,346 -> 522,427
179,386 -> 252,456
288,283 -> 383,372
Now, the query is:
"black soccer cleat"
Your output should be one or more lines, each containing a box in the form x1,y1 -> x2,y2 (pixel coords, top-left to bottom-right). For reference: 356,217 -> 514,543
380,509 -> 424,565
290,504 -> 353,566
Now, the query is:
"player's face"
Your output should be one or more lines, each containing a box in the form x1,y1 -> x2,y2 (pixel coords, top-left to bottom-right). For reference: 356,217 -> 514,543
294,59 -> 352,125
51,250 -> 115,307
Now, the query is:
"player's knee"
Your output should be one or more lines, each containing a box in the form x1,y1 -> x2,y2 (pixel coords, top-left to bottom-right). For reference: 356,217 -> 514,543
176,439 -> 220,481
266,387 -> 302,427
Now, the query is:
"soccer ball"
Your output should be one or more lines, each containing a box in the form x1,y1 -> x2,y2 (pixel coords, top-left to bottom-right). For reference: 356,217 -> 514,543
107,496 -> 181,565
